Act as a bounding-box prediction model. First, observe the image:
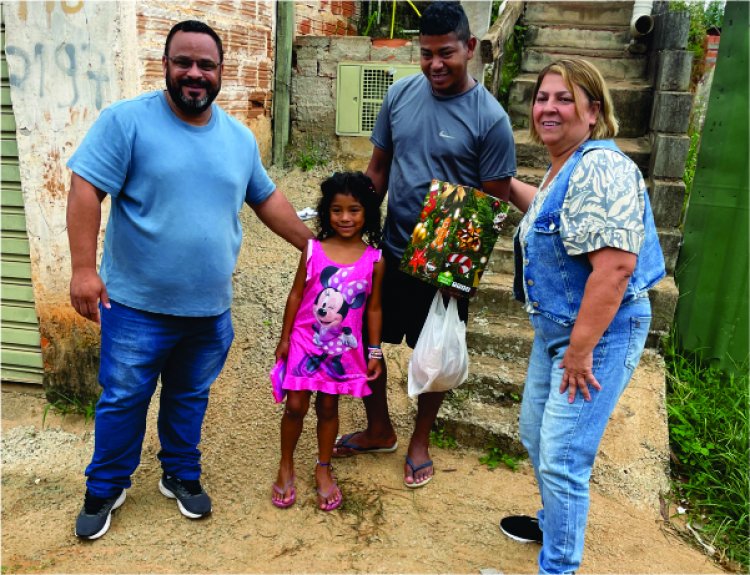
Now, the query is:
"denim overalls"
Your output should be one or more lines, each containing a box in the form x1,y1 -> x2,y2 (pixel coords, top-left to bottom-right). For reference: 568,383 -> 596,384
513,139 -> 666,574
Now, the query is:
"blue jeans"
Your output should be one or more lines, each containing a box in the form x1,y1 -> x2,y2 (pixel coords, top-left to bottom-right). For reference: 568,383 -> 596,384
519,296 -> 651,574
85,300 -> 234,498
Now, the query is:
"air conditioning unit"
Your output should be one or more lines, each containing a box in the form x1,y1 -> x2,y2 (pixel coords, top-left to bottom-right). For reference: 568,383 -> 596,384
336,62 -> 421,136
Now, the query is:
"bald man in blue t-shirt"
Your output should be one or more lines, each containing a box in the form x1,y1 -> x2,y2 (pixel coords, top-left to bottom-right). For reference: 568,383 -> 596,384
67,20 -> 312,540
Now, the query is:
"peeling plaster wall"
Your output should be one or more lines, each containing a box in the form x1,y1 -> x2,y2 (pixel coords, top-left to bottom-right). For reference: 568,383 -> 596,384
3,1 -> 277,398
4,1 -> 129,396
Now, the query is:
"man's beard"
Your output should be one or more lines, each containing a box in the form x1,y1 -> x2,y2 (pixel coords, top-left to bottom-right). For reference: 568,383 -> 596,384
166,75 -> 220,115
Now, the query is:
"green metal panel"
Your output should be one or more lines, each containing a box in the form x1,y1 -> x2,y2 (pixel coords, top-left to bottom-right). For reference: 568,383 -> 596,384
674,1 -> 749,373
1,186 -> 24,206
2,283 -> 35,302
2,211 -> 28,230
336,64 -> 363,135
393,65 -> 420,82
1,159 -> 20,181
1,138 -> 19,158
2,326 -> 42,347
2,237 -> 31,256
335,62 -> 421,136
1,111 -> 16,131
1,17 -> 44,385
1,304 -> 39,325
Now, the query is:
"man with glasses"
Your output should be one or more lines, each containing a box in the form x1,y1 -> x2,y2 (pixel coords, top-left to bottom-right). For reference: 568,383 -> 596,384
66,20 -> 312,539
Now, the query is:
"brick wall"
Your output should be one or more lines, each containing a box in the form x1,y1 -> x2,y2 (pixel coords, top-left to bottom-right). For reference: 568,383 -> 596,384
295,1 -> 358,37
136,1 -> 275,159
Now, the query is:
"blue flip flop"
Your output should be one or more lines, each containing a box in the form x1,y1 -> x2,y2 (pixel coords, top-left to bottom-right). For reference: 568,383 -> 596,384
404,456 -> 434,489
333,432 -> 398,457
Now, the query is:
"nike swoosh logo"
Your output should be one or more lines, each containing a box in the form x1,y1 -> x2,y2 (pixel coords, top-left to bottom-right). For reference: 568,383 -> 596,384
439,130 -> 455,139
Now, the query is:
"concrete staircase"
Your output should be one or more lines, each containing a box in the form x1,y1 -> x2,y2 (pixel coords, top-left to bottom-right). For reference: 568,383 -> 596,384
437,1 -> 680,456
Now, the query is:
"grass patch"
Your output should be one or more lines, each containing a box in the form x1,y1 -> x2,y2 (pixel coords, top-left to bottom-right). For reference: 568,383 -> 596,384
42,391 -> 97,427
479,446 -> 524,471
291,137 -> 330,172
430,425 -> 458,450
664,335 -> 749,570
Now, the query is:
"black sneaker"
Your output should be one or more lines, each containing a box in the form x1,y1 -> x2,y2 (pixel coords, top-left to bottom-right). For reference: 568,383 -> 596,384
159,473 -> 212,519
499,515 -> 543,544
75,489 -> 126,540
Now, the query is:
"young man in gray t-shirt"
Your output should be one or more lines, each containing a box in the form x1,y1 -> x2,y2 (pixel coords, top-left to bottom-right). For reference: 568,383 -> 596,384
333,2 -> 516,488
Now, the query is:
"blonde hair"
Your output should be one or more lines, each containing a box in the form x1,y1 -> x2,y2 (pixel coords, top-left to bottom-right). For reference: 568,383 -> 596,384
528,58 -> 619,145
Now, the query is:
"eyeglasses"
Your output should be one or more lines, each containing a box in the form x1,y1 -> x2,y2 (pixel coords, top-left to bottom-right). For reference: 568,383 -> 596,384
167,56 -> 220,72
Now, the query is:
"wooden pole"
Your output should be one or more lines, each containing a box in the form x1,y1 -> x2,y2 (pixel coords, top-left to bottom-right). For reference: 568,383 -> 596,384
273,0 -> 294,166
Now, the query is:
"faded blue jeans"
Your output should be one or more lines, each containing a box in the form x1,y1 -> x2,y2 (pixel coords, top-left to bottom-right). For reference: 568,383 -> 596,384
519,296 -> 651,574
85,300 -> 234,498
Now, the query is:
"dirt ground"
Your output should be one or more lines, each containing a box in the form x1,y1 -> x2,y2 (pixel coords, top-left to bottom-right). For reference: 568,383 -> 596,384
1,165 -> 729,574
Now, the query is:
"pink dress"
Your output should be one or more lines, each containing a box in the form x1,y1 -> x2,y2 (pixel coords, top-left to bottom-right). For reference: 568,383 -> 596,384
283,239 -> 381,397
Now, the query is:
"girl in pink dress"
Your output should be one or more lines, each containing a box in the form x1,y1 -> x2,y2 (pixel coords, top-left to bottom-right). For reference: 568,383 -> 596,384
272,172 -> 385,511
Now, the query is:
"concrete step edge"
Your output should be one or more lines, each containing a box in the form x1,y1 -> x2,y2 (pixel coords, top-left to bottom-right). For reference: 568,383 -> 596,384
511,73 -> 653,91
523,45 -> 643,59
437,397 -> 524,453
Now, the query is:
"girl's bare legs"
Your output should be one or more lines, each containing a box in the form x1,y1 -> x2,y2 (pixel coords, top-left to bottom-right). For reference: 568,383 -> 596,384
315,392 -> 341,508
273,390 -> 311,505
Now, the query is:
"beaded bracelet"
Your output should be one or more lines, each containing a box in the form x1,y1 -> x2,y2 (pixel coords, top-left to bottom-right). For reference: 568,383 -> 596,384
368,346 -> 384,360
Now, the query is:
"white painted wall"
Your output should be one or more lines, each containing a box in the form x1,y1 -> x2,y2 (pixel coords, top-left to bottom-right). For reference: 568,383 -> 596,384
4,1 -> 135,304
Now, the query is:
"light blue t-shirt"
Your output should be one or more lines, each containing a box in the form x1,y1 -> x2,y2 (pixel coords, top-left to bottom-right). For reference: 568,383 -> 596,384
371,74 -> 516,258
67,91 -> 275,316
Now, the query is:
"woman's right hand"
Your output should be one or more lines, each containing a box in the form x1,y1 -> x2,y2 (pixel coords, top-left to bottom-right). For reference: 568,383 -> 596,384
275,341 -> 289,362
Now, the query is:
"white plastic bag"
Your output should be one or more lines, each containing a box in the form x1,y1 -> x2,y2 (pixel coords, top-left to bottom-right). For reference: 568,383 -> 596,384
407,292 -> 469,398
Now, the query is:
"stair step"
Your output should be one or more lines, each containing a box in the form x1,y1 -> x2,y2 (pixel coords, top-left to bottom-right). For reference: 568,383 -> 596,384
514,129 -> 652,176
489,228 -> 682,278
473,272 -> 677,347
522,46 -> 647,81
498,205 -> 524,237
508,74 -> 653,138
438,350 -> 671,504
466,311 -> 533,358
524,1 -> 635,28
525,23 -> 631,52
472,272 -> 524,318
465,353 -> 528,404
487,236 -> 514,275
437,397 -> 523,454
516,166 -> 549,187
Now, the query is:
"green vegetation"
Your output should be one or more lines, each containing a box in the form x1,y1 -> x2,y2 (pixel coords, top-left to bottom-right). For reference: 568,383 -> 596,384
669,1 -> 725,88
358,0 -> 428,39
291,137 -> 330,171
42,391 -> 97,427
664,334 -> 749,571
681,130 -> 701,221
496,24 -> 526,109
488,1 -> 526,108
479,446 -> 524,471
430,426 -> 458,449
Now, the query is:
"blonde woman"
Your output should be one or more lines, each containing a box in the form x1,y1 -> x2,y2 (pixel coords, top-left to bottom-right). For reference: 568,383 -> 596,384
499,59 -> 665,574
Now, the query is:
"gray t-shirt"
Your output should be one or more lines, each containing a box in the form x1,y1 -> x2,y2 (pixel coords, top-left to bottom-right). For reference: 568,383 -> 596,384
370,73 -> 516,258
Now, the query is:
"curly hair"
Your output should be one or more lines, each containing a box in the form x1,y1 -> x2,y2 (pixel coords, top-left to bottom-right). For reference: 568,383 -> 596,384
316,171 -> 382,247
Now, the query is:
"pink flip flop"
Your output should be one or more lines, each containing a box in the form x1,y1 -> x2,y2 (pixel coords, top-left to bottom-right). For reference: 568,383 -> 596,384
315,460 -> 342,512
271,477 -> 296,509
317,483 -> 342,512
